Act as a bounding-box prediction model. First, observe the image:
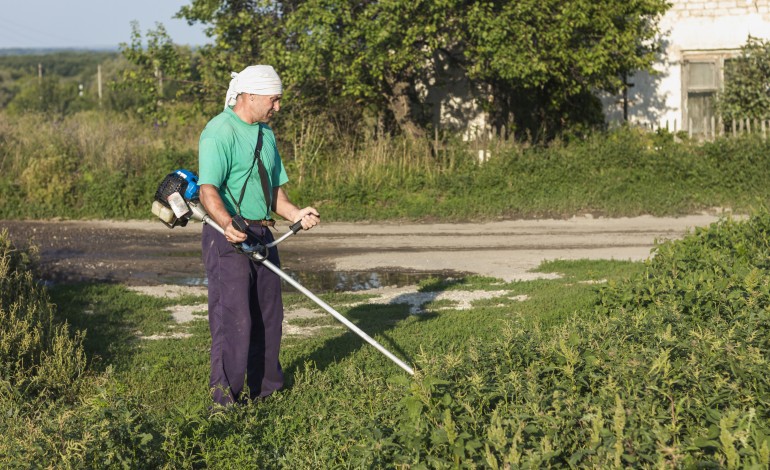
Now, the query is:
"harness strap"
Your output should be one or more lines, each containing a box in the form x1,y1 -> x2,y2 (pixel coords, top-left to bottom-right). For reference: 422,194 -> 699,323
225,125 -> 274,218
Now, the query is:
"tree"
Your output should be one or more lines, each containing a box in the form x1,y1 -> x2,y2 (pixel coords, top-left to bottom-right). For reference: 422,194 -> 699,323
116,22 -> 199,124
464,0 -> 668,138
6,76 -> 81,117
176,0 -> 291,115
172,0 -> 669,137
279,0 -> 669,138
277,0 -> 468,137
718,36 -> 770,122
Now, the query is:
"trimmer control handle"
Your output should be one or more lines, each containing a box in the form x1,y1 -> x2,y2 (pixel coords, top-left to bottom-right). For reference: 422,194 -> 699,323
289,221 -> 304,234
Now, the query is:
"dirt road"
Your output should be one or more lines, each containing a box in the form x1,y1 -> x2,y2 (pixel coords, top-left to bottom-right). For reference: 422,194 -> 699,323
0,213 -> 726,286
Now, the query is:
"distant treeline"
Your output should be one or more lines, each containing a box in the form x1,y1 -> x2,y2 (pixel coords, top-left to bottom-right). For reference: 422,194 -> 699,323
0,50 -> 141,116
0,47 -> 118,56
0,50 -> 118,76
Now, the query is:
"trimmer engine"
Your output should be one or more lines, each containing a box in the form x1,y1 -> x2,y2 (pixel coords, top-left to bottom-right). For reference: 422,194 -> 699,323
151,169 -> 200,228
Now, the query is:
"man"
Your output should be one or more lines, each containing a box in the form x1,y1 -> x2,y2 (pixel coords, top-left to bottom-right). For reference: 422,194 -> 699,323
198,65 -> 320,407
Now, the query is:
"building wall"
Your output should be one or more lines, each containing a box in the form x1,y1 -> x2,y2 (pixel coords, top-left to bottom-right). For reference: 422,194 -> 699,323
603,0 -> 770,130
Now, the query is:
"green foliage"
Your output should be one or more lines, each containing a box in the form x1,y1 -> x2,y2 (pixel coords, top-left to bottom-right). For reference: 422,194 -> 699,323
1,373 -> 165,469
466,0 -> 667,94
175,0 -> 288,117
287,126 -> 770,220
465,0 -> 668,138
2,110 -> 770,221
0,231 -> 86,401
6,76 -> 87,117
176,0 -> 670,137
719,36 -> 770,121
6,215 -> 770,466
0,110 -> 202,219
0,51 -> 122,115
115,22 -> 201,124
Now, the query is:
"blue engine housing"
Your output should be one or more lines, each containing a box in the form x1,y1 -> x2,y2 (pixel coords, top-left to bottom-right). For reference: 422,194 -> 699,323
174,169 -> 200,200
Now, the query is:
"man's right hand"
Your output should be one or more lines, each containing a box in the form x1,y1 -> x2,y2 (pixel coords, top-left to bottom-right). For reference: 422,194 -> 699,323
224,220 -> 248,244
200,184 -> 249,243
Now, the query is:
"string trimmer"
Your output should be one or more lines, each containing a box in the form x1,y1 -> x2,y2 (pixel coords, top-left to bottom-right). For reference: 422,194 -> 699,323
151,169 -> 415,376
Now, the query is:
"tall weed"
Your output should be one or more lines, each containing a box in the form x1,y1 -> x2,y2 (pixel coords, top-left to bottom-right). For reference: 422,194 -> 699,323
3,110 -> 770,220
0,230 -> 86,400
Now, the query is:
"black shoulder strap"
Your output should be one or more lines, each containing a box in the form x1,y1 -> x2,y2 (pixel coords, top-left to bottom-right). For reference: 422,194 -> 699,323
255,136 -> 275,214
227,125 -> 273,217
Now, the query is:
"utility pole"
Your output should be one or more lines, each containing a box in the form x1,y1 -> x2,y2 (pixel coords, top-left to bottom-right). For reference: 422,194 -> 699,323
38,63 -> 43,104
97,64 -> 103,106
154,65 -> 163,96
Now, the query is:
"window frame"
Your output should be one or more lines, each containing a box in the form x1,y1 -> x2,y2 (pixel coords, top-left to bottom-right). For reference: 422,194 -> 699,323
681,49 -> 740,130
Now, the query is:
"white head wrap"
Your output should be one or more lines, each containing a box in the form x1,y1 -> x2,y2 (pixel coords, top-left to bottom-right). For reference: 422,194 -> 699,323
224,65 -> 283,110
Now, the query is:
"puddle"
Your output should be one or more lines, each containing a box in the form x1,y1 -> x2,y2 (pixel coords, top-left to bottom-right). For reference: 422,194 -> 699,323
282,269 -> 449,293
163,270 -> 453,293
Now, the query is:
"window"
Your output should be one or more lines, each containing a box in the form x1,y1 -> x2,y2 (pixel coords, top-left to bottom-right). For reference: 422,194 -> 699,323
682,52 -> 737,136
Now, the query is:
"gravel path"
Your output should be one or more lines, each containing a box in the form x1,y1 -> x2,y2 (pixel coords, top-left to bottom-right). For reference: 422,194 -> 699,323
1,213 -> 727,284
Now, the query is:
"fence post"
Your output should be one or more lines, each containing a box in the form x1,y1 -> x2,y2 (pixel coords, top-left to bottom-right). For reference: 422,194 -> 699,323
732,120 -> 737,136
711,116 -> 716,141
746,118 -> 751,134
764,120 -> 767,140
688,118 -> 692,139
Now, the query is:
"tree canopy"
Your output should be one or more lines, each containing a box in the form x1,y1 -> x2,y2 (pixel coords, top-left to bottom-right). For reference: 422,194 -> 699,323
135,0 -> 671,137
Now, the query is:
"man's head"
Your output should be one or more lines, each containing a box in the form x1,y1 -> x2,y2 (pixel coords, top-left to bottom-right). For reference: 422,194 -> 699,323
226,65 -> 283,123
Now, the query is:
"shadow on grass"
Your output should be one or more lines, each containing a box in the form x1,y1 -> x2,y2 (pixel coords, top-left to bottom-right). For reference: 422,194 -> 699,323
48,281 -> 172,371
282,277 -> 466,385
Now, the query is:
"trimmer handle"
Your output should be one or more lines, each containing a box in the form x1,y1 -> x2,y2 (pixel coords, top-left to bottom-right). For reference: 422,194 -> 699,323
289,221 -> 304,234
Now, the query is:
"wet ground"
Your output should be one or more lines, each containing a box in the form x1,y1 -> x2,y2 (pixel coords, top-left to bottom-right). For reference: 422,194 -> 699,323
0,213 -> 727,290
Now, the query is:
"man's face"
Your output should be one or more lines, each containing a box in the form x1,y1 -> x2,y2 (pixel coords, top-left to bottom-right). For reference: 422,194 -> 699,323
249,93 -> 282,122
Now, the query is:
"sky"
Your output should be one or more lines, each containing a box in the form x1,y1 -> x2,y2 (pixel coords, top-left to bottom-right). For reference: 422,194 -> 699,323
0,1 -> 210,50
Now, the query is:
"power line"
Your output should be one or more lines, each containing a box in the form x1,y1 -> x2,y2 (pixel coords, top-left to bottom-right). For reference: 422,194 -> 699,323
0,16 -> 81,47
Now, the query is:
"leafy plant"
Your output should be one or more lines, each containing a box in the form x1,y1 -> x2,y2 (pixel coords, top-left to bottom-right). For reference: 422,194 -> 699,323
0,230 -> 86,400
718,36 -> 770,121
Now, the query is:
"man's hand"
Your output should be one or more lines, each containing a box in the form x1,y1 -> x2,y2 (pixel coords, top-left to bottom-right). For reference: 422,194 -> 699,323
293,207 -> 320,231
224,221 -> 248,243
200,184 -> 248,243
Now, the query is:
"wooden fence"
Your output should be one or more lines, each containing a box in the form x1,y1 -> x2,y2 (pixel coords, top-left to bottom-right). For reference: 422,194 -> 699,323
644,117 -> 769,141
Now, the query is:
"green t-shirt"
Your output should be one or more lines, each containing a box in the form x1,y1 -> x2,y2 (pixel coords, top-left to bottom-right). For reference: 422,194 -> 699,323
198,107 -> 289,220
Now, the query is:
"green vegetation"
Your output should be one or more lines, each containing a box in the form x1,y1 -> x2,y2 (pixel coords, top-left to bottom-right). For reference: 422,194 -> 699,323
1,111 -> 769,221
3,212 -> 770,467
0,51 -> 123,114
170,0 -> 668,138
0,230 -> 86,402
719,36 -> 770,121
1,1 -> 671,139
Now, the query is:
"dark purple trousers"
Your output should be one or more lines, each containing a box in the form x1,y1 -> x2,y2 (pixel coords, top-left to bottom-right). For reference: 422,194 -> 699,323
202,223 -> 284,406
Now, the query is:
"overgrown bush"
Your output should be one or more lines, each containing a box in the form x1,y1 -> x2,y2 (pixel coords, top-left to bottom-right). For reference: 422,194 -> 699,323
718,36 -> 770,121
1,372 -> 166,468
0,111 -> 200,219
356,213 -> 770,467
1,109 -> 770,221
0,230 -> 86,400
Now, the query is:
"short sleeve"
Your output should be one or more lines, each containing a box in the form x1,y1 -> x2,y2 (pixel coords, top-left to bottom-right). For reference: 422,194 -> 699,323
198,136 -> 229,188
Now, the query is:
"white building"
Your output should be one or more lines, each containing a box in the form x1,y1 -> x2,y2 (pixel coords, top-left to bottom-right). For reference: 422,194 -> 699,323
603,0 -> 770,134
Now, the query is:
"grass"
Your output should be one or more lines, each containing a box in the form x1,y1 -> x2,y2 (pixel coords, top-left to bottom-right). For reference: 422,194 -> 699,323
2,109 -> 770,221
10,259 -> 637,468
5,215 -> 770,467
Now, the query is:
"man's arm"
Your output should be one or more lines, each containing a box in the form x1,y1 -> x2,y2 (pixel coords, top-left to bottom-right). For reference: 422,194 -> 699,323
199,184 -> 248,243
273,187 -> 320,231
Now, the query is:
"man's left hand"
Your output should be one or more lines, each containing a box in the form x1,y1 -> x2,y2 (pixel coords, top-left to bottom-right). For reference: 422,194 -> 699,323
293,207 -> 320,230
